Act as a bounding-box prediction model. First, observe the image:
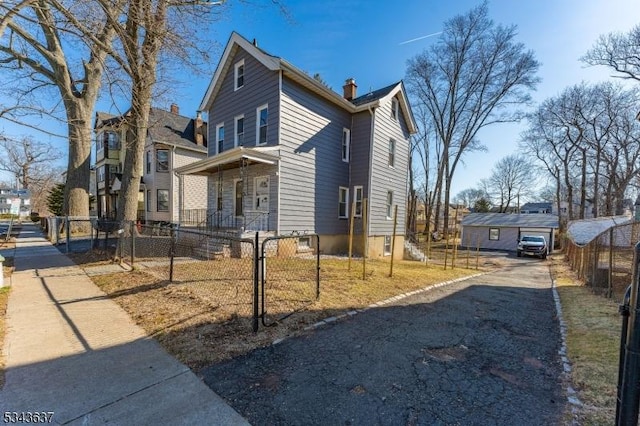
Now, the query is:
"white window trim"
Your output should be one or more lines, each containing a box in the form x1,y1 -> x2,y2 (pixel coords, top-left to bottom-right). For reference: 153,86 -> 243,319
215,123 -> 224,154
256,104 -> 268,146
342,128 -> 350,163
234,59 -> 245,91
234,114 -> 245,147
391,98 -> 399,121
354,185 -> 363,218
386,190 -> 393,219
338,186 -> 349,219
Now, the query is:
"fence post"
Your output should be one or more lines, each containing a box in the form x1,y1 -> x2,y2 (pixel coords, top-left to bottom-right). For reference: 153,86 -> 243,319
65,217 -> 70,253
362,198 -> 368,280
253,232 -> 259,333
348,201 -> 355,272
315,235 -> 320,300
169,225 -> 176,282
389,205 -> 398,278
130,221 -> 135,267
609,228 -> 614,299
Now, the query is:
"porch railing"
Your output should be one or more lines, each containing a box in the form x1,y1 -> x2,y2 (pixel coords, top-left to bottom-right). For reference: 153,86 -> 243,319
180,208 -> 208,226
198,209 -> 270,233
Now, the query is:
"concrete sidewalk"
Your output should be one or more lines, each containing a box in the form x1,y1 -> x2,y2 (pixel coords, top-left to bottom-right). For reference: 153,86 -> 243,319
0,223 -> 249,425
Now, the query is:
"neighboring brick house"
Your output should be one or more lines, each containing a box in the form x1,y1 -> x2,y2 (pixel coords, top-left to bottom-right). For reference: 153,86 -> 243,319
94,105 -> 208,223
175,32 -> 416,259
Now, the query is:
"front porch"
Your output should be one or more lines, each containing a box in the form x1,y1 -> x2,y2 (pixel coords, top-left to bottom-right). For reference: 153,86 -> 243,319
175,146 -> 280,235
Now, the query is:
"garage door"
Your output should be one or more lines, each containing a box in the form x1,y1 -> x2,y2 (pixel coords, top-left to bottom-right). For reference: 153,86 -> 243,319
519,227 -> 554,253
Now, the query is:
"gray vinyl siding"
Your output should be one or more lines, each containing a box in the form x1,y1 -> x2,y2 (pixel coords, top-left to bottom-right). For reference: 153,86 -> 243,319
349,111 -> 372,235
279,76 -> 351,234
368,95 -> 410,235
461,226 -> 520,251
207,47 -> 280,156
206,163 -> 278,230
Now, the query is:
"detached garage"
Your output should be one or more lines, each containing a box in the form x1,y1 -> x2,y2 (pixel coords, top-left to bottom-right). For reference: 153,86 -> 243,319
460,213 -> 560,252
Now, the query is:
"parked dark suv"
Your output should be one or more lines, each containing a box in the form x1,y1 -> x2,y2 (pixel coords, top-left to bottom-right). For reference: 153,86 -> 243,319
516,235 -> 548,259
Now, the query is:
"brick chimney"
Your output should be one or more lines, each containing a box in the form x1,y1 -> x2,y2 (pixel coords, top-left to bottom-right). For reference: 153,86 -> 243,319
343,78 -> 357,101
170,103 -> 179,114
194,111 -> 204,146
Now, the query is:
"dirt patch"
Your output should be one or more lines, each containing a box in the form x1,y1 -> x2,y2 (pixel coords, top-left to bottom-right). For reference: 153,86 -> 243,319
0,286 -> 9,389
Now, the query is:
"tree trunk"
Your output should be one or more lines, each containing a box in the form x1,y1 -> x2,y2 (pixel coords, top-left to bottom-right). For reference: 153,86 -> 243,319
62,103 -> 92,218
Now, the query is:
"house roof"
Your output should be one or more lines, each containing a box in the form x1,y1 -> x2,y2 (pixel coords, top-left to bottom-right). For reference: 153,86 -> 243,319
567,215 -> 633,246
520,202 -> 552,211
200,32 -> 417,134
94,108 -> 207,153
147,108 -> 207,152
174,146 -> 280,176
461,213 -> 560,228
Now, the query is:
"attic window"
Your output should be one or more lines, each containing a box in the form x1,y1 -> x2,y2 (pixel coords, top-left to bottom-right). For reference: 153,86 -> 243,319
234,60 -> 245,91
391,97 -> 399,120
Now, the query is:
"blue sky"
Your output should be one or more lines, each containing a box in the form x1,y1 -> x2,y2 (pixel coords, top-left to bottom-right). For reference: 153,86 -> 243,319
2,0 -> 640,197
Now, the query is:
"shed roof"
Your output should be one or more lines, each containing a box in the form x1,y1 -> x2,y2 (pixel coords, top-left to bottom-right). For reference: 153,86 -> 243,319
461,213 -> 559,228
567,215 -> 633,246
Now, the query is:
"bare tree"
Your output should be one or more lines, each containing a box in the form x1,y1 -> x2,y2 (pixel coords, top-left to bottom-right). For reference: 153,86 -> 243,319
406,1 -> 539,235
0,134 -> 65,212
0,0 -> 121,217
583,25 -> 640,82
453,188 -> 488,209
484,154 -> 534,212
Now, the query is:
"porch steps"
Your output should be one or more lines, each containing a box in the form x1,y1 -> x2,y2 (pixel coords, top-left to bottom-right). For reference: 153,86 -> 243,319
193,238 -> 230,260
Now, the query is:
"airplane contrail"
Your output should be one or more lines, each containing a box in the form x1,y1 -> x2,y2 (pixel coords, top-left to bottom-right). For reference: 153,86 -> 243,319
399,31 -> 443,45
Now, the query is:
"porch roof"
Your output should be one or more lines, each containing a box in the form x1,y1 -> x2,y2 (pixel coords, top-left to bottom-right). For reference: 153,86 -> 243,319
174,146 -> 280,176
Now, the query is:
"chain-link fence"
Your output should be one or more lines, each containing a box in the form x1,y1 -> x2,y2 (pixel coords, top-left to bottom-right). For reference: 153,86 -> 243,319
261,235 -> 320,326
119,223 -> 258,328
565,221 -> 640,300
43,216 -> 121,253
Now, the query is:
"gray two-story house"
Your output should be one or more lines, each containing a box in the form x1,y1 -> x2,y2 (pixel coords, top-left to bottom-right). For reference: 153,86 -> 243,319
176,32 -> 416,259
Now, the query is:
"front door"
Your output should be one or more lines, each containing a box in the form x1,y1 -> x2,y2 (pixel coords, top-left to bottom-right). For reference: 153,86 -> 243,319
235,179 -> 244,217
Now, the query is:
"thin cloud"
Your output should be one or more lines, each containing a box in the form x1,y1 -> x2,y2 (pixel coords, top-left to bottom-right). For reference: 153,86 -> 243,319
399,31 -> 443,45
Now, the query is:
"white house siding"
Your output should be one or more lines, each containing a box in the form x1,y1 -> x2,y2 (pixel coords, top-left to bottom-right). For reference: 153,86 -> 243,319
172,147 -> 207,222
207,47 -> 280,156
146,144 -> 172,222
278,77 -> 352,235
368,95 -> 410,237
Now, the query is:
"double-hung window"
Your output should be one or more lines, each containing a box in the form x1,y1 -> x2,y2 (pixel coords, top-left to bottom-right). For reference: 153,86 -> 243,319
146,190 -> 151,212
386,191 -> 393,219
338,187 -> 349,219
388,139 -> 396,167
342,128 -> 350,163
354,186 -> 363,217
234,60 -> 244,91
235,115 -> 244,147
391,98 -> 399,121
157,189 -> 169,212
216,124 -> 224,154
146,151 -> 151,174
156,149 -> 169,172
256,105 -> 268,145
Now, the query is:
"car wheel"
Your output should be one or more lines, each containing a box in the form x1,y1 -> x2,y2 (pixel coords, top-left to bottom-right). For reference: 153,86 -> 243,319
517,251 -> 522,258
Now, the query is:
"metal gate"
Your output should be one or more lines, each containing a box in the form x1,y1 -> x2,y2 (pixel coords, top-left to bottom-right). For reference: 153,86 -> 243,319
260,234 -> 320,327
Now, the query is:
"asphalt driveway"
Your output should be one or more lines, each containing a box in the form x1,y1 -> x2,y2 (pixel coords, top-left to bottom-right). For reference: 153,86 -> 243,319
202,255 -> 565,425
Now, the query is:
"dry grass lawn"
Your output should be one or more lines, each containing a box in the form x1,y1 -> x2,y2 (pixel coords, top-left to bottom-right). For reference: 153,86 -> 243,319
89,257 -> 485,372
550,255 -> 620,425
0,239 -> 15,390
